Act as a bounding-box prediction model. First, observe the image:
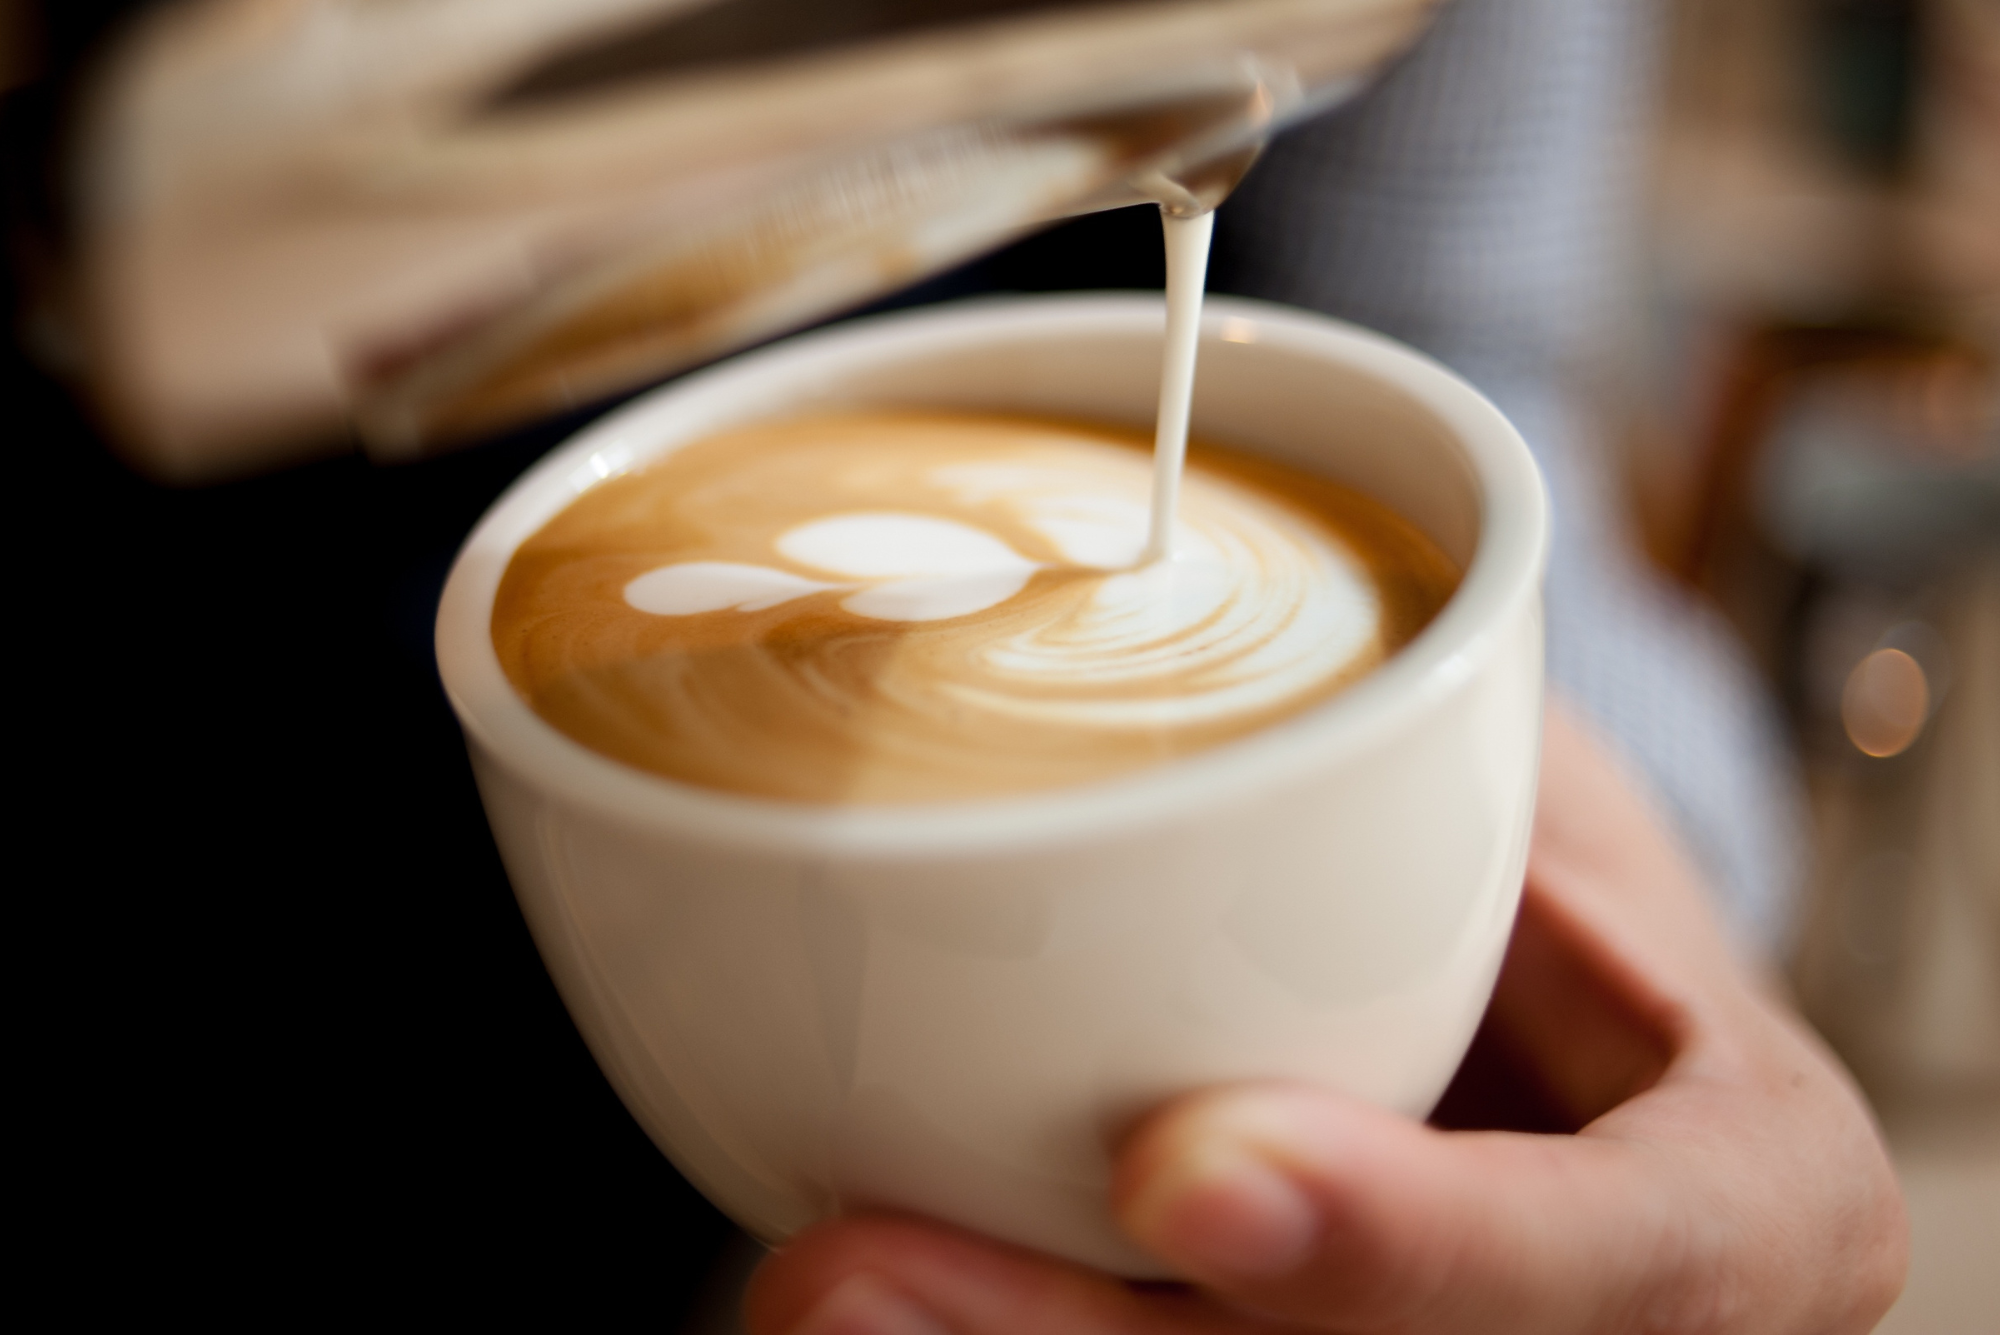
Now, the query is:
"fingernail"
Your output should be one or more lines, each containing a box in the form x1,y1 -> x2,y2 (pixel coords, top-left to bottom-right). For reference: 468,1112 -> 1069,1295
787,1273 -> 953,1335
1120,1138 -> 1317,1279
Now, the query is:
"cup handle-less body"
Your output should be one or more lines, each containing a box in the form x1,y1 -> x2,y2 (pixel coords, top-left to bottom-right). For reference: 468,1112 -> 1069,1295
469,618 -> 1538,1272
435,295 -> 1549,1274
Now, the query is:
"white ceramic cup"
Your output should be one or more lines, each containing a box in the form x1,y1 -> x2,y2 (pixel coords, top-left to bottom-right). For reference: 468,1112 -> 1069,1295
436,294 -> 1548,1276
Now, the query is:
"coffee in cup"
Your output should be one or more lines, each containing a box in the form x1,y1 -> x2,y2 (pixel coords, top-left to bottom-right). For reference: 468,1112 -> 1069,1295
492,409 -> 1458,803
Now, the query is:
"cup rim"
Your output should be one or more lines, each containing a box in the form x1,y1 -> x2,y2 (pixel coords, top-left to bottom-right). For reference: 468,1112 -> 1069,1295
435,293 -> 1547,858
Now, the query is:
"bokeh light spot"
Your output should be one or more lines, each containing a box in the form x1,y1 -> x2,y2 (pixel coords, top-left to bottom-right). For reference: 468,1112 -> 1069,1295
1842,647 -> 1929,758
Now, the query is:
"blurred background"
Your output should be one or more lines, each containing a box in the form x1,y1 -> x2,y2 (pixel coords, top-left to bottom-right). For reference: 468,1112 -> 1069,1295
1639,3 -> 1998,1329
5,0 -> 1994,1327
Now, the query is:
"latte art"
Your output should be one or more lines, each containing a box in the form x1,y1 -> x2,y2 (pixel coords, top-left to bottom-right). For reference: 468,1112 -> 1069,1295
625,513 -> 1041,623
492,411 -> 1458,802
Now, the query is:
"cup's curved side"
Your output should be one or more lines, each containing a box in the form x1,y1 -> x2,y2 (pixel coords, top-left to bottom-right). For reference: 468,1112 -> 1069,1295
467,749 -> 828,1247
467,592 -> 1540,1273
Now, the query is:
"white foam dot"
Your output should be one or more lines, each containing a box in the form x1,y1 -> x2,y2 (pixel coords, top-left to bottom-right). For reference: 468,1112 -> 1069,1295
624,562 -> 839,615
778,512 -> 1034,579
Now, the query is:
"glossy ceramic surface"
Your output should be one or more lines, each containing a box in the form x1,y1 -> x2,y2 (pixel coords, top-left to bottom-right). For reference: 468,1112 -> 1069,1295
436,295 -> 1548,1274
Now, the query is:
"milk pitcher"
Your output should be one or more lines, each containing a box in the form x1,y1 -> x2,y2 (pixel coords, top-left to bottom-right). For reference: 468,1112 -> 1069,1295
68,0 -> 1439,478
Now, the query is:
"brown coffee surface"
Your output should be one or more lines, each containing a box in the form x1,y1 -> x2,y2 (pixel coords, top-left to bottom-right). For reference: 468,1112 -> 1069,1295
492,410 -> 1458,803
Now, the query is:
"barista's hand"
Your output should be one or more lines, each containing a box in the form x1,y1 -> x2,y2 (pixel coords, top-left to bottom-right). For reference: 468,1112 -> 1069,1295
743,703 -> 1908,1335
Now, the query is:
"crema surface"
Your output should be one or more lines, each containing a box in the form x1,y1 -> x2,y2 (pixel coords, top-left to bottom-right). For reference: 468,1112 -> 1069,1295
492,411 -> 1458,802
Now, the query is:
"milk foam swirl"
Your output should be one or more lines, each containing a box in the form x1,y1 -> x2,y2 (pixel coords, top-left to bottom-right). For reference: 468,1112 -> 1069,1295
491,412 -> 1458,803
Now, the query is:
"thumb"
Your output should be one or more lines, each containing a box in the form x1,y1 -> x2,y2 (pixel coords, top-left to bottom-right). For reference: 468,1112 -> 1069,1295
1113,1084 -> 1690,1335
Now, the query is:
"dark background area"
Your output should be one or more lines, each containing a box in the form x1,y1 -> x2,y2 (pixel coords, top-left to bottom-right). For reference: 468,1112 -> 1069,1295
5,3 -> 1169,1312
12,246 -> 1166,1319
